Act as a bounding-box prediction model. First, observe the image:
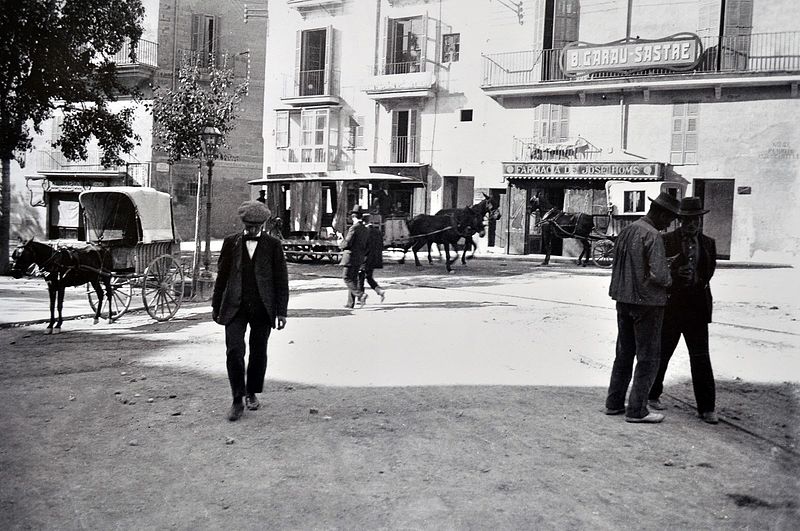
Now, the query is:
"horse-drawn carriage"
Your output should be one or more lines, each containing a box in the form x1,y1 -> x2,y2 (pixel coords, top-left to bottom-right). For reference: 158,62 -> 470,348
11,187 -> 186,332
531,179 -> 687,268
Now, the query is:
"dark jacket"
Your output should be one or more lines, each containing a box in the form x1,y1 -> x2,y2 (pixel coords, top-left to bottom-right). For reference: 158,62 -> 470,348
212,232 -> 289,326
663,229 -> 717,322
340,221 -> 369,267
608,216 -> 672,306
364,225 -> 384,269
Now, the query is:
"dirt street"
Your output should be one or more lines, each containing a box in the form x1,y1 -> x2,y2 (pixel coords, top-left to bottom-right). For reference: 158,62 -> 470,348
1,258 -> 798,529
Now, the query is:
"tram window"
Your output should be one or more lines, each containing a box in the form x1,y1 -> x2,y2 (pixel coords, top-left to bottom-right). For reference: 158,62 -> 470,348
623,191 -> 645,213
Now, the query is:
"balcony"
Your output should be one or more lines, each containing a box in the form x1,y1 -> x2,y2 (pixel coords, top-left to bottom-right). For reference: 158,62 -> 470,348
390,136 -> 419,164
280,68 -> 342,107
34,150 -> 150,186
481,31 -> 800,98
512,136 -> 602,161
272,146 -> 335,175
366,64 -> 436,100
110,38 -> 158,81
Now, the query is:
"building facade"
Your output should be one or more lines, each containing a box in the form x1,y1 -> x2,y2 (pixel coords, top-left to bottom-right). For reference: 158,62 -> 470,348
10,0 -> 266,243
260,0 -> 800,263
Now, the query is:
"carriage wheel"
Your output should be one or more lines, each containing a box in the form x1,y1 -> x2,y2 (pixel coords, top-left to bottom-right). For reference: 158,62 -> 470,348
592,240 -> 615,268
142,255 -> 185,321
86,275 -> 133,322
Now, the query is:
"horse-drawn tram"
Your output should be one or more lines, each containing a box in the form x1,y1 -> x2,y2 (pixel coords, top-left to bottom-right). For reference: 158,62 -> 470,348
79,187 -> 185,322
248,172 -> 425,262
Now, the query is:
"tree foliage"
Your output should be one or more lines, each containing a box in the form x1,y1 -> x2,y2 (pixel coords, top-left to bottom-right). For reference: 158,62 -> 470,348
0,0 -> 145,164
151,58 -> 249,163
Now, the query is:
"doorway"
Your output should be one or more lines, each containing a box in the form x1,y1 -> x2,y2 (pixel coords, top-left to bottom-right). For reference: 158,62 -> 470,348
694,179 -> 734,260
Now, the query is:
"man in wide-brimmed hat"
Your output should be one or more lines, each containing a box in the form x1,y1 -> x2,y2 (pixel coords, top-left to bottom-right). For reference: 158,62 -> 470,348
648,196 -> 719,424
605,191 -> 679,423
212,200 -> 289,421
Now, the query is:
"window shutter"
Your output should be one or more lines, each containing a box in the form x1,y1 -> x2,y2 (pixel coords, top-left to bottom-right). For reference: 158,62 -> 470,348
295,30 -> 302,96
420,12 -> 429,72
391,111 -> 399,161
191,14 -> 201,54
380,17 -> 391,75
355,115 -> 364,148
324,26 -> 334,95
559,105 -> 569,142
276,112 -> 289,148
211,16 -> 220,68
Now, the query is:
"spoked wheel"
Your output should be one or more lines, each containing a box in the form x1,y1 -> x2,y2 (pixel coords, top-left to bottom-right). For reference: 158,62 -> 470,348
86,275 -> 133,321
142,255 -> 185,321
592,240 -> 615,268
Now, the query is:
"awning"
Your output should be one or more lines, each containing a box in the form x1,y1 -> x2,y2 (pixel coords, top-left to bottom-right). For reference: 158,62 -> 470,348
248,171 -> 424,185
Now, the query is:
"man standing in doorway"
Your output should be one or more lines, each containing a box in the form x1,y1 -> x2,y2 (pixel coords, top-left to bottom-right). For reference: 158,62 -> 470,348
212,200 -> 289,421
341,205 -> 370,309
605,192 -> 680,423
648,197 -> 719,424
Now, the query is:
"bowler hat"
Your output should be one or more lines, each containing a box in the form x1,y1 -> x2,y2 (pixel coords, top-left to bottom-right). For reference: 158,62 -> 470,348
677,196 -> 709,217
238,200 -> 271,224
351,205 -> 364,215
647,192 -> 681,215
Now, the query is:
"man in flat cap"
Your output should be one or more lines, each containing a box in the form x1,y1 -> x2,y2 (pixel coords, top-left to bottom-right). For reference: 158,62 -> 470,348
212,200 -> 289,421
648,197 -> 719,424
605,191 -> 679,423
340,205 -> 370,308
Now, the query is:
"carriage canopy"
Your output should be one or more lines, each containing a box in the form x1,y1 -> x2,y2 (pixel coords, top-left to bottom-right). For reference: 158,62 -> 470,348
79,187 -> 176,244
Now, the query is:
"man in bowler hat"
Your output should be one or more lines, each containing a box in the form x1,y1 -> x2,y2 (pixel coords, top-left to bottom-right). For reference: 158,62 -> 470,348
212,200 -> 289,421
340,205 -> 370,308
605,192 -> 679,423
648,197 -> 719,424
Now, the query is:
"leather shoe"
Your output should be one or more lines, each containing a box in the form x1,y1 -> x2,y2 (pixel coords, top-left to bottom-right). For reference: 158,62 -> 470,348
357,293 -> 368,307
377,289 -> 386,303
604,407 -> 625,415
698,411 -> 719,424
245,394 -> 260,411
227,402 -> 244,421
625,412 -> 665,423
648,399 -> 667,411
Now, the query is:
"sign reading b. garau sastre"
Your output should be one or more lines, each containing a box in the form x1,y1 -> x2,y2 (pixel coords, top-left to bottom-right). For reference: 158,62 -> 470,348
560,33 -> 702,77
503,161 -> 662,181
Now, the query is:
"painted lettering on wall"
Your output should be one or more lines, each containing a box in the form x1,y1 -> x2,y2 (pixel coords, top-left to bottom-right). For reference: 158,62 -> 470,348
561,33 -> 702,76
759,141 -> 800,160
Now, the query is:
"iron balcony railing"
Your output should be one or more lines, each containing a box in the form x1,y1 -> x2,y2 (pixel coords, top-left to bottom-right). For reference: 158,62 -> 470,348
512,136 -> 602,161
110,38 -> 158,67
178,49 -> 250,79
35,150 -> 151,185
293,68 -> 341,97
382,59 -> 424,75
390,136 -> 419,163
482,31 -> 800,87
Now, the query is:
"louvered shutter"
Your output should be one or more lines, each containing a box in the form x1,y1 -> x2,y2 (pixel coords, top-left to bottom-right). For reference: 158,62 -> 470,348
420,12 -> 429,72
324,26 -> 333,95
380,17 -> 390,75
295,30 -> 302,96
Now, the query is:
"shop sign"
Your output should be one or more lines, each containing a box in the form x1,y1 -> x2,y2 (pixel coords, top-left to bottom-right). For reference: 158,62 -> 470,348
561,33 -> 702,77
42,179 -> 86,193
503,161 -> 661,180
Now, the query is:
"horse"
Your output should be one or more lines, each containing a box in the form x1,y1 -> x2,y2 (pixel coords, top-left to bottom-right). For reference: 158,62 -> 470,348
433,193 -> 502,263
10,239 -> 114,333
529,195 -> 594,266
399,195 -> 500,273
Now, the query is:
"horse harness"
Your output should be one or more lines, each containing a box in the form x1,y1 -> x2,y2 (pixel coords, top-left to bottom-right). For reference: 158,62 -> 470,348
537,209 -> 592,240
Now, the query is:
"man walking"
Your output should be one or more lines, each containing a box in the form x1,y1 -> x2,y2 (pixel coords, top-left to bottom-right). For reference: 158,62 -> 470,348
341,205 -> 370,309
358,214 -> 387,303
212,200 -> 289,421
605,192 -> 680,423
648,197 -> 719,424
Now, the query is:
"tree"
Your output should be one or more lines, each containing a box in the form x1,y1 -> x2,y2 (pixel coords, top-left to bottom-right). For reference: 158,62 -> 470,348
151,57 -> 249,295
0,0 -> 145,273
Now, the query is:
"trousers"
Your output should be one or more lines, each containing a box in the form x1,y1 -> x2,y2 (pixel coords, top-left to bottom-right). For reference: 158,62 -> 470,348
606,302 -> 665,419
225,302 -> 272,399
649,304 -> 716,413
343,266 -> 363,307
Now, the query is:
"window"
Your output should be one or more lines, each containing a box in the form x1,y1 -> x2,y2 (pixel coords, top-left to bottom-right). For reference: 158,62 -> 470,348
670,103 -> 699,165
533,104 -> 569,143
391,109 -> 419,163
442,33 -> 460,63
296,27 -> 333,96
191,14 -> 219,68
460,109 -> 473,122
347,115 -> 364,149
276,112 -> 289,148
384,16 -> 426,74
623,191 -> 645,213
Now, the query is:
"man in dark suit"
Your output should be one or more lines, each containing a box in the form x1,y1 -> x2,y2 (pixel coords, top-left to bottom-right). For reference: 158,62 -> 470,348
212,200 -> 289,421
648,197 -> 719,424
340,205 -> 370,309
358,213 -> 387,303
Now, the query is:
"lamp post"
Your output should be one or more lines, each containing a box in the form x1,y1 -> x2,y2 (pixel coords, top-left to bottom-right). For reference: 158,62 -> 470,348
199,125 -> 222,277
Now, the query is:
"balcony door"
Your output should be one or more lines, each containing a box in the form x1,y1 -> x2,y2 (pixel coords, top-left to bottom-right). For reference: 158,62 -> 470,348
391,110 -> 419,163
542,0 -> 579,81
296,26 -> 333,96
384,15 -> 427,74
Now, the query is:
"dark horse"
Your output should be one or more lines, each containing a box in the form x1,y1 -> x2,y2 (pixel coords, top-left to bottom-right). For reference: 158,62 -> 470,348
434,193 -> 502,263
529,195 -> 594,266
10,239 -> 114,333
399,194 -> 501,272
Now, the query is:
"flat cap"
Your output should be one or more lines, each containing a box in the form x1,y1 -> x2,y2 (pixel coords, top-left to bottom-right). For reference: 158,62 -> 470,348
238,200 -> 271,224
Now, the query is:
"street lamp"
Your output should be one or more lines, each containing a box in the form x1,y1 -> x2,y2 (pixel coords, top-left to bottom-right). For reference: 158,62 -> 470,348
199,125 -> 222,277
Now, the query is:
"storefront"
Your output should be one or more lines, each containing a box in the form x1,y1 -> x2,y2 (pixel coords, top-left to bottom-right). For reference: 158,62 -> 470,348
501,160 -> 670,256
